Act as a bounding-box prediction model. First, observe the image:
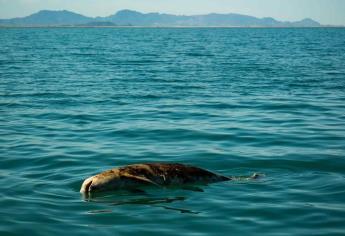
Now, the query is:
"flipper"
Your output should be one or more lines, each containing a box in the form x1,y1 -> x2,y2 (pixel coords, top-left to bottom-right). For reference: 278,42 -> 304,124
251,173 -> 262,179
121,173 -> 161,187
231,173 -> 264,181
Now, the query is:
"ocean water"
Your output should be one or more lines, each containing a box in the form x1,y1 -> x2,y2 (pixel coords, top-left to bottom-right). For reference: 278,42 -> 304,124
1,28 -> 345,236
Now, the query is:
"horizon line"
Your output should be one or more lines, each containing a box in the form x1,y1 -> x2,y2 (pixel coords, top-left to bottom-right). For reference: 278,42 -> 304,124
2,25 -> 345,29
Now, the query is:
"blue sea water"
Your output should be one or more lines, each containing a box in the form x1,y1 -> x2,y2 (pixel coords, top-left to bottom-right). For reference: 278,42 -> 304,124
1,28 -> 345,236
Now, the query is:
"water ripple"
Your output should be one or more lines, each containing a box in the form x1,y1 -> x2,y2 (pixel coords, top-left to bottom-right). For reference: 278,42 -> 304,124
1,28 -> 345,236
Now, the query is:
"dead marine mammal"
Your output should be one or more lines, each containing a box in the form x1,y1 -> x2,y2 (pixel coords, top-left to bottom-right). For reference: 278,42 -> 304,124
80,163 -> 260,194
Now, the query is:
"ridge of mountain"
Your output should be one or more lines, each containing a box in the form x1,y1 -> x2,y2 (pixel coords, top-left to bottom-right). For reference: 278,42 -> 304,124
0,9 -> 323,27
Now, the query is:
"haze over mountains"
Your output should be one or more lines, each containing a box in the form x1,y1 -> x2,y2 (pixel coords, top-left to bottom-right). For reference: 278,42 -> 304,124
0,9 -> 322,27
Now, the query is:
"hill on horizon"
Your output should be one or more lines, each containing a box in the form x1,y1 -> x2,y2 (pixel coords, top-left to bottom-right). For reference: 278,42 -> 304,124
0,9 -> 323,27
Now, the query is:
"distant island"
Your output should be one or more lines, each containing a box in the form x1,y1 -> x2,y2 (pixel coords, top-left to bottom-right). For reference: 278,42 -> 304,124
0,9 -> 325,27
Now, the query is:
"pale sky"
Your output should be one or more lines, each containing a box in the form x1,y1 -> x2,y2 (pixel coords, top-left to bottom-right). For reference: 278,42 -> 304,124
0,0 -> 344,25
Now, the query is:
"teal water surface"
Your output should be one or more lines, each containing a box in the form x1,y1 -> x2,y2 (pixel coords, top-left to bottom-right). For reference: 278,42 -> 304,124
1,28 -> 345,236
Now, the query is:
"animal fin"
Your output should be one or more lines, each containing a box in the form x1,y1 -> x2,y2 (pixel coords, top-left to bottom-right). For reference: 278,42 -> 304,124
231,173 -> 264,181
122,173 -> 161,187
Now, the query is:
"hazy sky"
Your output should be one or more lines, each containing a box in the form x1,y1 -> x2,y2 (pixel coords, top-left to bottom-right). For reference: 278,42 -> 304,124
0,0 -> 344,25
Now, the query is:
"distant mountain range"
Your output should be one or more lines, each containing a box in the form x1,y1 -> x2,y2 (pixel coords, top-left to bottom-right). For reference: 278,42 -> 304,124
0,9 -> 323,27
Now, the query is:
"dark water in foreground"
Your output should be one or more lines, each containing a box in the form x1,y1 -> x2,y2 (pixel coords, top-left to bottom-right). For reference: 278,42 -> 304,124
1,28 -> 345,236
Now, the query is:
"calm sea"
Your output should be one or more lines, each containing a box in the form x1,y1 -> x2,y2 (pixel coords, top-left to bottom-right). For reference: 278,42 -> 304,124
1,28 -> 345,236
